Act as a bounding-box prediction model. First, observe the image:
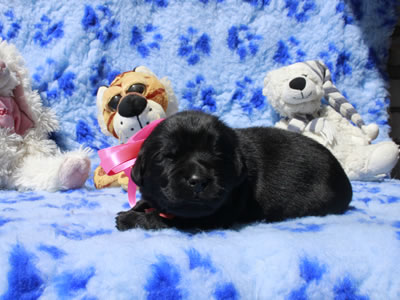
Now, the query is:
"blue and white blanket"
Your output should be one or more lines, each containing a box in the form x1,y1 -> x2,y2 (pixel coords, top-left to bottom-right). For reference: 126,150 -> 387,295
0,0 -> 399,299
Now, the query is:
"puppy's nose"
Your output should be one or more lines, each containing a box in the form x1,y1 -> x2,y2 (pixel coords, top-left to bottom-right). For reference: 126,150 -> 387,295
289,77 -> 306,91
187,175 -> 208,193
118,94 -> 147,118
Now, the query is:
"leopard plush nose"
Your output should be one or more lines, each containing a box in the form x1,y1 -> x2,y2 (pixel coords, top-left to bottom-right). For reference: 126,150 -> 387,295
187,174 -> 208,193
289,77 -> 306,91
118,94 -> 147,118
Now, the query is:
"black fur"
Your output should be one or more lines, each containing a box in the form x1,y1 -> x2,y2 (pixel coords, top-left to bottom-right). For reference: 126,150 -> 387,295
116,110 -> 352,231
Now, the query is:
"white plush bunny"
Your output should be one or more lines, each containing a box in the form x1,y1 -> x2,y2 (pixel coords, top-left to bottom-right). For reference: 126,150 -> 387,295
0,39 -> 91,191
263,60 -> 399,181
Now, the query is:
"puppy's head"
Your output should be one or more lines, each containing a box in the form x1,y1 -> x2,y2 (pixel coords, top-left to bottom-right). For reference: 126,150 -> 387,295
132,110 -> 245,218
97,67 -> 172,143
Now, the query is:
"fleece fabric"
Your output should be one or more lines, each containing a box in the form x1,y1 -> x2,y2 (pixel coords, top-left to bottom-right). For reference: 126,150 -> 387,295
0,0 -> 399,299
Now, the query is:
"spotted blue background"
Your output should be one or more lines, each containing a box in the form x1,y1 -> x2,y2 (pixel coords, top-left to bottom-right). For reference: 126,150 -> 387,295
0,0 -> 399,298
1,181 -> 400,298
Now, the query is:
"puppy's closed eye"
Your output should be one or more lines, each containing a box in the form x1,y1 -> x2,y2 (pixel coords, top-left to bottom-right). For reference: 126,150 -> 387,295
152,152 -> 164,162
163,152 -> 178,161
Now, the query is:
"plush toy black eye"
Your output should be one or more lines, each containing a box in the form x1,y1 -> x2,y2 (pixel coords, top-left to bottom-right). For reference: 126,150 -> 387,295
108,95 -> 121,111
127,84 -> 146,94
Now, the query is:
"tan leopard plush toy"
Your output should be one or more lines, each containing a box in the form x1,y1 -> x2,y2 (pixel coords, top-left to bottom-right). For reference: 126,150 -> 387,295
94,66 -> 178,190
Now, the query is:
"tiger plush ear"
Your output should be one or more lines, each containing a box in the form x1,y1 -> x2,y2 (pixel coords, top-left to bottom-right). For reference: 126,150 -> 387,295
134,66 -> 179,117
96,86 -> 113,137
134,66 -> 157,77
159,76 -> 179,116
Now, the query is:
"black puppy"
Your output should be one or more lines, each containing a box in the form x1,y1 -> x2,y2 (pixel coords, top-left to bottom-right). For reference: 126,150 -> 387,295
116,110 -> 352,231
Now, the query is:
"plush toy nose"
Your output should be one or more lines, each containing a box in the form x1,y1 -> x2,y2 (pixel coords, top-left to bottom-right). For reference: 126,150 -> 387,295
289,77 -> 306,91
118,94 -> 147,118
187,174 -> 208,194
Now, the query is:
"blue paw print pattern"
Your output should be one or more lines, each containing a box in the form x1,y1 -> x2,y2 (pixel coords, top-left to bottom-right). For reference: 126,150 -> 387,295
333,276 -> 369,300
318,43 -> 352,82
288,256 -> 326,299
178,27 -> 211,65
89,56 -> 120,96
366,47 -> 380,71
289,257 -> 369,300
0,216 -> 16,227
81,5 -> 119,45
0,192 -> 45,204
284,0 -> 318,22
214,283 -> 239,300
227,24 -> 262,61
0,10 -> 21,41
336,0 -> 354,25
335,0 -> 363,25
198,0 -> 225,4
273,37 -> 307,65
51,223 -> 112,240
393,221 -> 400,240
37,244 -> 67,260
131,24 -> 163,58
145,255 -> 183,300
242,0 -> 271,8
145,0 -> 169,7
231,76 -> 265,115
182,75 -> 217,113
32,58 -> 78,106
33,15 -> 64,47
145,249 -> 240,299
76,115 -> 112,151
2,244 -> 45,299
54,267 -> 96,299
186,248 -> 217,273
275,222 -> 324,233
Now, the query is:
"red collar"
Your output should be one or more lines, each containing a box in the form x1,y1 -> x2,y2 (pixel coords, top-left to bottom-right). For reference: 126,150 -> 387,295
144,208 -> 175,219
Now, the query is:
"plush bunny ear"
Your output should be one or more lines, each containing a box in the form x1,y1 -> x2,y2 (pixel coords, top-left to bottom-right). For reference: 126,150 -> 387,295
96,86 -> 113,136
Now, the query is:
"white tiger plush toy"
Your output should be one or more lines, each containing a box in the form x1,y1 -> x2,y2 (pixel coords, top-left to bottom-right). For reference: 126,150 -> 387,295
0,39 -> 91,191
263,60 -> 399,181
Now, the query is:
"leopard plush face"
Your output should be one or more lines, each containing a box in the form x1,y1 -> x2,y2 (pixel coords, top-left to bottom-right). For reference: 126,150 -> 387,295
97,69 -> 170,143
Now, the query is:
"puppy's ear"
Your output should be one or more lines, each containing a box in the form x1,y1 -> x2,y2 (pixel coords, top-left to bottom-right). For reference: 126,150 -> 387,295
233,150 -> 246,180
131,155 -> 145,186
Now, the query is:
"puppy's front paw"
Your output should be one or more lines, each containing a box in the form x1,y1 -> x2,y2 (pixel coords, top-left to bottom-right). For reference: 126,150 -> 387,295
116,210 -> 139,231
116,209 -> 169,231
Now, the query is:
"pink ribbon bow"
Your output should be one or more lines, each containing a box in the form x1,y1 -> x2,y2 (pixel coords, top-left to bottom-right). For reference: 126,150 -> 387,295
98,119 -> 164,208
